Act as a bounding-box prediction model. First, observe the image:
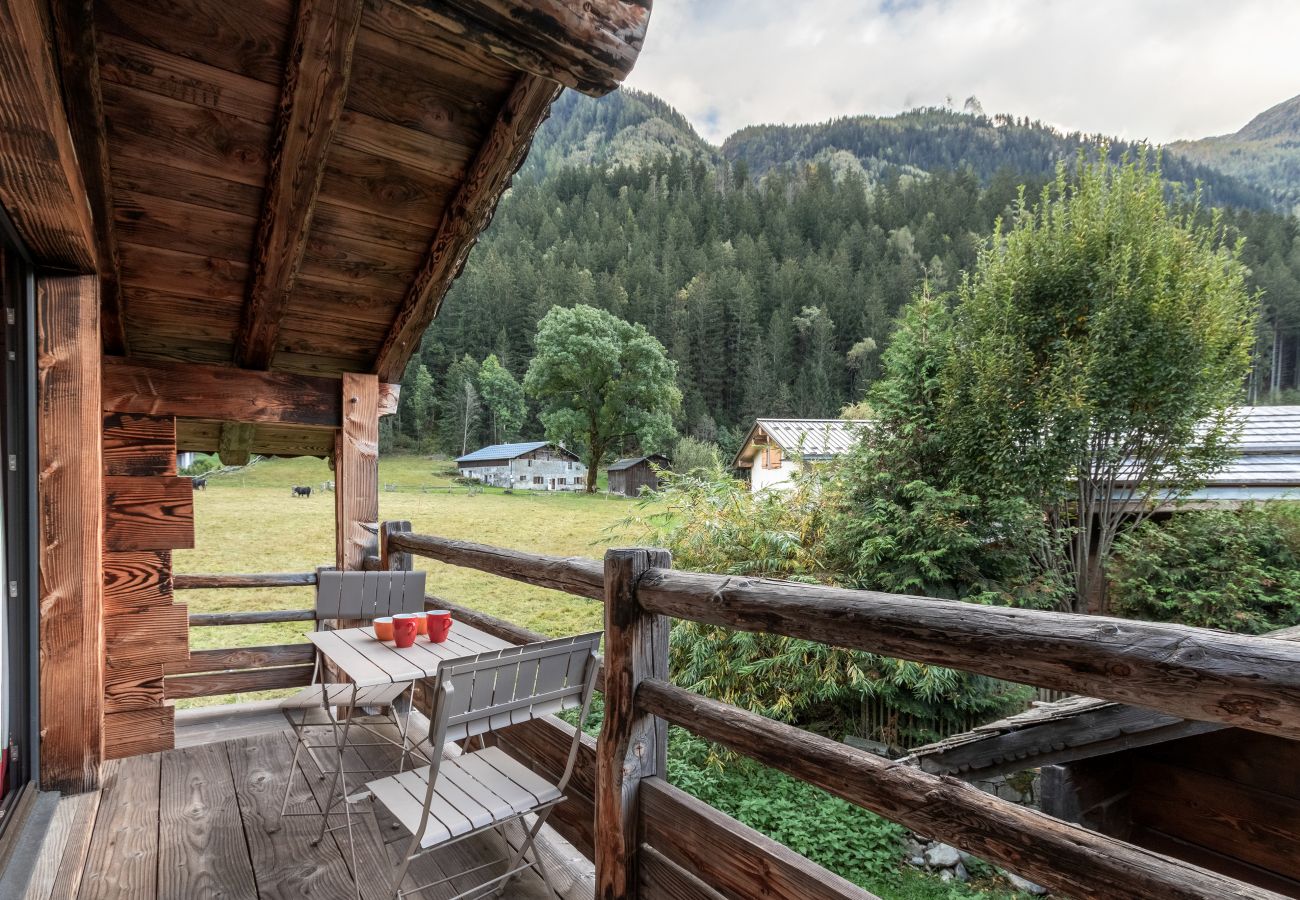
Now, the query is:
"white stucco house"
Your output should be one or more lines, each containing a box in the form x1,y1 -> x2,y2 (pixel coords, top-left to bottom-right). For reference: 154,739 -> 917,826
732,418 -> 868,491
456,441 -> 587,491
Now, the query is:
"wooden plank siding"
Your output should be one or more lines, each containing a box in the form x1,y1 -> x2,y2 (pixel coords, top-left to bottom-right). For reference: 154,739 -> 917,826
100,412 -> 192,760
37,274 -> 104,793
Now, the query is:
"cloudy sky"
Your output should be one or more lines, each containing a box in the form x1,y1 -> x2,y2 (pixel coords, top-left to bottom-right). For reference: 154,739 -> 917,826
624,0 -> 1300,146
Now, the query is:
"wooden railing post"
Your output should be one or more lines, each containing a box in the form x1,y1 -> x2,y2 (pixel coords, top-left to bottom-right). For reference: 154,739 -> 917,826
380,519 -> 412,571
596,547 -> 671,899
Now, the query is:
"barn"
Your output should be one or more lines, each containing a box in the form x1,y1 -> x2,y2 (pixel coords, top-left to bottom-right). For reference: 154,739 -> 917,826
456,441 -> 586,490
606,454 -> 670,497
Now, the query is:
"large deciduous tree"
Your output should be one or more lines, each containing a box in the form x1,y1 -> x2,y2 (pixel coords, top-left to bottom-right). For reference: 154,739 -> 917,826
524,305 -> 680,492
941,153 -> 1256,611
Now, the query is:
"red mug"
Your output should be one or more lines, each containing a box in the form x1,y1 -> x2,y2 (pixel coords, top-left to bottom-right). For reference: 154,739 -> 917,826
426,610 -> 452,643
392,615 -> 418,648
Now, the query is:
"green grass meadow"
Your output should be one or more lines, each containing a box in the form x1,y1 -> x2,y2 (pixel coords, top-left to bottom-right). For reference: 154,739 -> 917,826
176,454 -> 642,704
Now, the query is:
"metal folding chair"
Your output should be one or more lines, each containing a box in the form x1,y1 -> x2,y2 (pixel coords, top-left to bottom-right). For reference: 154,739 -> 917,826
277,570 -> 428,883
366,631 -> 602,900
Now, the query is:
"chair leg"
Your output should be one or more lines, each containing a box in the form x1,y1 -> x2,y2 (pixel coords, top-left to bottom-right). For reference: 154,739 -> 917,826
388,833 -> 420,900
494,809 -> 552,898
278,717 -> 306,823
315,689 -> 356,847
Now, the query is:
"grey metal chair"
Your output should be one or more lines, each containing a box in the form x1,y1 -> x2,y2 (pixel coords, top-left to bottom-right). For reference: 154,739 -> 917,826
366,631 -> 602,900
277,570 -> 428,875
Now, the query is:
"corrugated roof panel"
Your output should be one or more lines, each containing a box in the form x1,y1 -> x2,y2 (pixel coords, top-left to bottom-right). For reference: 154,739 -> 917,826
755,418 -> 869,458
455,441 -> 552,464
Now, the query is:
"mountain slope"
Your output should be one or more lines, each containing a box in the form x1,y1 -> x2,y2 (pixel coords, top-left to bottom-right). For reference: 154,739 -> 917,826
1169,93 -> 1300,215
722,106 -> 1276,211
522,88 -> 718,180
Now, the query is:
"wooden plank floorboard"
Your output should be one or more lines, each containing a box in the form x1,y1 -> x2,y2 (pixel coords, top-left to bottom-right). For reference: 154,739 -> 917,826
77,754 -> 161,900
158,742 -> 258,899
22,792 -> 100,900
227,731 -> 360,900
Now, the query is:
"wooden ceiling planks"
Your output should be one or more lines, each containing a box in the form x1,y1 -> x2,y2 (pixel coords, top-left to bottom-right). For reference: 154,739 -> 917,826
235,0 -> 364,370
1,0 -> 653,454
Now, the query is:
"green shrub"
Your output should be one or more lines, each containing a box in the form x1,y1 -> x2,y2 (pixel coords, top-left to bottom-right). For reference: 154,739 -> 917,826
180,453 -> 220,477
1109,503 -> 1300,633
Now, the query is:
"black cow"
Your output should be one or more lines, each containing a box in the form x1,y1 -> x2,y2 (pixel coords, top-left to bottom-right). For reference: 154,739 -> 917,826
192,477 -> 207,491
292,485 -> 312,498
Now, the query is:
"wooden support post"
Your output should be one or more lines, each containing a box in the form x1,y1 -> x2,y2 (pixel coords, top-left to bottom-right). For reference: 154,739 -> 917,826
217,422 -> 256,467
380,520 -> 412,571
335,373 -> 378,571
37,274 -> 103,793
596,547 -> 671,900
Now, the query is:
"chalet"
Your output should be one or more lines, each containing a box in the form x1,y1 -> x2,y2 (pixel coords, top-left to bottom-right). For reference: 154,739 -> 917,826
456,441 -> 586,490
1,0 -> 1298,896
606,454 -> 670,497
732,418 -> 868,490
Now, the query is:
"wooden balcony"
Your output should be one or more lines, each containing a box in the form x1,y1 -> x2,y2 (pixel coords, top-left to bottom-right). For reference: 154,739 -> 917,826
26,525 -> 1300,900
24,718 -> 571,900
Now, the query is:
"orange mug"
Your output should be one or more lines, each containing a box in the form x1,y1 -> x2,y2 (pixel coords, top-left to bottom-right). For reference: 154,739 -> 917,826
392,615 -> 418,648
374,617 -> 395,641
411,611 -> 429,635
426,610 -> 452,643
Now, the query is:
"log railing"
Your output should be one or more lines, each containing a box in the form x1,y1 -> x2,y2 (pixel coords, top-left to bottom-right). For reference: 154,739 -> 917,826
387,529 -> 1297,900
164,570 -> 321,700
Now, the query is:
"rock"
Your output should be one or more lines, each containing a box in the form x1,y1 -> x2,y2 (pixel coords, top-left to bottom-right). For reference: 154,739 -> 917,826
925,843 -> 962,868
1006,872 -> 1049,895
904,837 -> 927,857
909,856 -> 926,868
953,862 -> 969,883
939,870 -> 954,882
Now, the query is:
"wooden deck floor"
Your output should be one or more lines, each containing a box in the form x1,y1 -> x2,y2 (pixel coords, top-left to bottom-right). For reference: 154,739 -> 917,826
24,724 -> 572,900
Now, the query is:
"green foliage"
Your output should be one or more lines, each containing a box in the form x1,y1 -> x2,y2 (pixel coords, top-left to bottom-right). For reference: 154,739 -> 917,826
395,362 -> 436,451
477,354 -> 526,444
940,152 -> 1256,609
670,435 -> 723,477
1110,503 -> 1300,633
180,453 -> 220,477
826,292 -> 1063,607
436,355 -> 482,457
667,730 -> 907,890
524,305 -> 680,491
626,470 -> 1031,742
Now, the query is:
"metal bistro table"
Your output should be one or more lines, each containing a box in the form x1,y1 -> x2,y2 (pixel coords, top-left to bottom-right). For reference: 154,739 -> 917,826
302,621 -> 513,862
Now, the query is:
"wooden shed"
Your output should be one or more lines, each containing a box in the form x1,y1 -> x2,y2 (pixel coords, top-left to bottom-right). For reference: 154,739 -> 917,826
606,454 -> 669,497
906,625 -> 1300,896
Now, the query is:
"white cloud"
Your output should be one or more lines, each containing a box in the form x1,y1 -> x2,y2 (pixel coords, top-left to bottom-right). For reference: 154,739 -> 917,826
624,0 -> 1300,145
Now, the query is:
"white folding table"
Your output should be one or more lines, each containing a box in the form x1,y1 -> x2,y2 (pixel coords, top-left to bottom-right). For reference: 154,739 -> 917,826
300,622 -> 513,863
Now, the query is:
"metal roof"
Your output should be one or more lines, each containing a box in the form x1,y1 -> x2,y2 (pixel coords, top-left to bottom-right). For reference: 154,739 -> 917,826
607,455 -> 670,472
456,441 -> 555,464
732,418 -> 868,467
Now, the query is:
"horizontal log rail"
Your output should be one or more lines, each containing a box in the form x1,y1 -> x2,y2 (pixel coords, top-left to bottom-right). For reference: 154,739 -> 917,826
188,609 -> 315,627
393,531 -> 1300,742
388,532 -> 604,600
636,679 -> 1274,900
174,571 -> 318,590
162,642 -> 316,700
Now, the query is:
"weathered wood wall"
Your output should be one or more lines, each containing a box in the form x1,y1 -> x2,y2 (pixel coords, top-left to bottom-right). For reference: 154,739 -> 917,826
101,412 -> 192,758
37,274 -> 104,793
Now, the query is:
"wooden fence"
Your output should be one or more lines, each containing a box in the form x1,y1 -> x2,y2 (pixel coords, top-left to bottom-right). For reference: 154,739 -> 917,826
387,530 -> 1297,900
164,571 -> 320,700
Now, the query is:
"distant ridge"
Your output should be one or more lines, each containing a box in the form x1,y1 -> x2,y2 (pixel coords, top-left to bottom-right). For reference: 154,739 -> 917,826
1169,93 -> 1300,215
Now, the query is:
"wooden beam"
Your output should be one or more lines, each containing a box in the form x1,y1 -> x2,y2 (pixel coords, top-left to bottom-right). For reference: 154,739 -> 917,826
388,531 -> 604,599
372,73 -> 560,382
236,0 -> 363,369
638,679 -> 1279,900
0,0 -> 96,270
596,548 -> 671,899
48,0 -> 127,354
173,572 -> 317,590
163,664 -> 315,699
36,274 -> 103,793
103,476 -> 195,551
336,372 -> 379,569
635,568 -> 1300,743
217,422 -> 256,466
386,0 -> 651,96
102,356 -> 342,427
